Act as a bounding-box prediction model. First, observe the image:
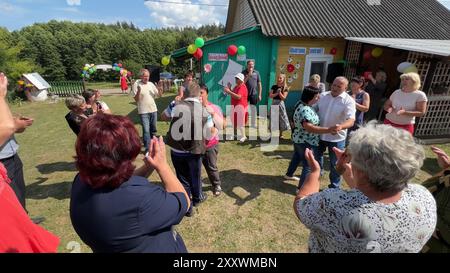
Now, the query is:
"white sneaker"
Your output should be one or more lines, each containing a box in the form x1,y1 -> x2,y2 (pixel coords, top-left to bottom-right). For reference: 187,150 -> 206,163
284,175 -> 300,182
239,136 -> 247,143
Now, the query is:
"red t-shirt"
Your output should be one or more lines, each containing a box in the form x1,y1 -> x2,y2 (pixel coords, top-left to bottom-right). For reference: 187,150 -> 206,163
231,84 -> 248,107
0,167 -> 60,253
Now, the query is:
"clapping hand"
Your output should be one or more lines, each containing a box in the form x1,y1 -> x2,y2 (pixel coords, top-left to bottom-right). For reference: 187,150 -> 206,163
14,116 -> 34,133
0,73 -> 8,98
144,136 -> 169,172
396,107 -> 406,116
431,146 -> 450,170
305,148 -> 320,173
332,147 -> 352,176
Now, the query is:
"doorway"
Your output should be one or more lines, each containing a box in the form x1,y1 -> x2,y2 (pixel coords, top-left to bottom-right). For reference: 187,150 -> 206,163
303,54 -> 334,89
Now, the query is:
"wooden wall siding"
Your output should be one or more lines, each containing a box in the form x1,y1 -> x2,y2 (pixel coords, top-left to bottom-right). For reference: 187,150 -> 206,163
277,38 -> 346,91
232,0 -> 257,32
429,60 -> 450,97
415,96 -> 450,138
344,41 -> 361,80
407,51 -> 432,85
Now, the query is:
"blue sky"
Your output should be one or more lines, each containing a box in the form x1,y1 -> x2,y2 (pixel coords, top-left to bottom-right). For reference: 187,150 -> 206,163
0,0 -> 449,31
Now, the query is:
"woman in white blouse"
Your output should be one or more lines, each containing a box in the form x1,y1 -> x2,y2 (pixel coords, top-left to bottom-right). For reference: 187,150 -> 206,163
383,72 -> 428,135
294,122 -> 436,253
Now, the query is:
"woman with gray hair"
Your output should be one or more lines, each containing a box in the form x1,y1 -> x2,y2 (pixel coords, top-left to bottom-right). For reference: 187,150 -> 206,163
65,94 -> 92,135
294,122 -> 437,253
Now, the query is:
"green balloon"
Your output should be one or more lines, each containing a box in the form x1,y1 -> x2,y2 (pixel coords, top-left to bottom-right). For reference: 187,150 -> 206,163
195,37 -> 205,48
238,45 -> 246,55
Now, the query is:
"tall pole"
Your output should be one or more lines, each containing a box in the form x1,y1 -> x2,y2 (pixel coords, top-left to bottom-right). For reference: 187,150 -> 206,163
190,58 -> 193,71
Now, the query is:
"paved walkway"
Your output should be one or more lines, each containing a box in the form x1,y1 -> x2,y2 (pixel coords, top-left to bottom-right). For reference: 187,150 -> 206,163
98,88 -> 128,95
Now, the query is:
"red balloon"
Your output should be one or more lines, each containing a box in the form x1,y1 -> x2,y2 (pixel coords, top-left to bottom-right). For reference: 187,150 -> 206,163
287,64 -> 295,73
228,45 -> 238,56
330,48 -> 337,55
194,48 -> 203,60
118,63 -> 123,67
363,51 -> 372,60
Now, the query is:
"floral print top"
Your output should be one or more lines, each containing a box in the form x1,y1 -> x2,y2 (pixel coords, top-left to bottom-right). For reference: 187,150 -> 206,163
295,184 -> 437,253
292,103 -> 320,146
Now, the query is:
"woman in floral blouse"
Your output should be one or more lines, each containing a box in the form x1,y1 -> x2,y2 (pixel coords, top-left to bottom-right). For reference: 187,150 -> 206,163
294,122 -> 436,253
285,86 -> 332,190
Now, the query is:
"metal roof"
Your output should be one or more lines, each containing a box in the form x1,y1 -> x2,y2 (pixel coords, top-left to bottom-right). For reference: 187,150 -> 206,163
346,37 -> 450,56
246,0 -> 450,39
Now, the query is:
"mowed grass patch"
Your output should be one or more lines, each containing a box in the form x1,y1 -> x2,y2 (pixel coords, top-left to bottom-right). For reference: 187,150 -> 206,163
8,94 -> 448,253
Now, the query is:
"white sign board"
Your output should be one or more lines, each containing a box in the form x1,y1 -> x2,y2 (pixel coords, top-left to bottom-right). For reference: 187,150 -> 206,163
23,73 -> 51,91
289,47 -> 306,55
218,59 -> 243,90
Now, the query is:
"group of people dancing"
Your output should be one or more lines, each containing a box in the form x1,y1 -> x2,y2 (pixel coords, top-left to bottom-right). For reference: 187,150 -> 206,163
0,62 -> 447,253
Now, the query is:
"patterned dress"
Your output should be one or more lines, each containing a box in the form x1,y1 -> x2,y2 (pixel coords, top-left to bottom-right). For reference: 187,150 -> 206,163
295,184 -> 437,253
292,103 -> 320,146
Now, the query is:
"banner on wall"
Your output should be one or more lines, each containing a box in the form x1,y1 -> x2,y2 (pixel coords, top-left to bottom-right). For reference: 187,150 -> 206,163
208,53 -> 228,62
289,47 -> 306,55
237,54 -> 247,61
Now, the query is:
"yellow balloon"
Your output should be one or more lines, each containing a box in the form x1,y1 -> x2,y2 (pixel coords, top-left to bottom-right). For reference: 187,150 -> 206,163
403,65 -> 418,74
371,47 -> 383,58
161,56 -> 170,66
187,44 -> 197,55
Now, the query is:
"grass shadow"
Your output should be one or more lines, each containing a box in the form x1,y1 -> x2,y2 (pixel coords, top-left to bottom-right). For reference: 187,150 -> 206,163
219,169 -> 297,206
36,162 -> 76,175
26,177 -> 72,200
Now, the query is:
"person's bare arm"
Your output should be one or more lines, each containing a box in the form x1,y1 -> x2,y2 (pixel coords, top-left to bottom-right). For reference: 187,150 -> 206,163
303,122 -> 331,134
294,148 -> 320,201
134,85 -> 141,102
258,81 -> 262,102
0,73 -> 15,145
224,87 -> 241,100
384,99 -> 393,113
355,93 -> 370,113
397,101 -> 427,117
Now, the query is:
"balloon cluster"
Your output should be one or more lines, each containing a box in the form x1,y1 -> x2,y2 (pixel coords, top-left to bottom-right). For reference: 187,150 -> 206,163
227,45 -> 246,56
81,64 -> 97,79
186,37 -> 205,60
113,63 -> 131,77
397,62 -> 418,74
363,47 -> 384,60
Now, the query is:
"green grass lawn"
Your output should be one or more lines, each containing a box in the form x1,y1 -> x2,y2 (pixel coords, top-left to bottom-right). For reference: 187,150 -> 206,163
8,94 -> 448,253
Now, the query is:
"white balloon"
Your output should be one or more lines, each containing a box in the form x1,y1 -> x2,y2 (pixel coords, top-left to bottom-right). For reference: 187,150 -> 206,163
397,62 -> 413,73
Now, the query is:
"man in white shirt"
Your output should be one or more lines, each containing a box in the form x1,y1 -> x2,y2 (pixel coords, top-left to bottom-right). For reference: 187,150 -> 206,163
132,69 -> 163,153
316,77 -> 356,188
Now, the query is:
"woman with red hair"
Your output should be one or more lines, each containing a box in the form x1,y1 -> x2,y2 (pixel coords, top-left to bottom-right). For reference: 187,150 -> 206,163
70,114 -> 189,253
0,73 -> 59,253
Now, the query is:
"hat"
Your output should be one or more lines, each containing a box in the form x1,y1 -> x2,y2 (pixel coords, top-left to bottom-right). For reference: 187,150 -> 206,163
235,73 -> 245,82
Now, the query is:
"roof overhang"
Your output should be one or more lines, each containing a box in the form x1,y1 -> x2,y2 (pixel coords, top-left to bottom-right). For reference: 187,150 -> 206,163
346,37 -> 450,57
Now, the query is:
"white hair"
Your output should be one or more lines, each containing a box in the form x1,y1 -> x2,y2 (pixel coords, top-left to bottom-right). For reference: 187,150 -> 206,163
347,122 -> 425,192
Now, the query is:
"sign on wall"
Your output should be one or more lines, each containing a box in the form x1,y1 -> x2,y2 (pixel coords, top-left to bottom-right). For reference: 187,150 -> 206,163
289,47 -> 306,55
208,53 -> 228,62
309,48 -> 325,55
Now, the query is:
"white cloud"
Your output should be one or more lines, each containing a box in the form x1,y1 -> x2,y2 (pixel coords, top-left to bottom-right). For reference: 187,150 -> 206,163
144,0 -> 228,28
67,0 -> 81,6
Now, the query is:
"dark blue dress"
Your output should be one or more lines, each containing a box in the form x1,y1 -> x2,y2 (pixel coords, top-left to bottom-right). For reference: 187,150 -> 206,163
70,175 -> 188,253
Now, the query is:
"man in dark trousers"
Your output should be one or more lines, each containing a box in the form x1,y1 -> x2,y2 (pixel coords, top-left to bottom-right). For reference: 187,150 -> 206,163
164,82 -> 212,217
242,60 -> 262,128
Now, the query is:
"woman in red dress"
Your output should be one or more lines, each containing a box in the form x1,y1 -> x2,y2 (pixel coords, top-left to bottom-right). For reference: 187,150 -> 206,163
223,73 -> 248,142
120,75 -> 129,93
0,73 -> 59,253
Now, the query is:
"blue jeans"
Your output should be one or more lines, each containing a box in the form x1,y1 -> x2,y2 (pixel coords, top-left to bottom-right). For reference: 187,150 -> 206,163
140,112 -> 158,152
286,143 -> 319,189
317,140 -> 346,189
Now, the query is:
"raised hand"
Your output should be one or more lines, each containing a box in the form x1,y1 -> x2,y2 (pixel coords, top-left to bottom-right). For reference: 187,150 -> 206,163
144,136 -> 169,172
332,147 -> 352,175
0,73 -> 8,98
305,148 -> 320,173
431,146 -> 450,170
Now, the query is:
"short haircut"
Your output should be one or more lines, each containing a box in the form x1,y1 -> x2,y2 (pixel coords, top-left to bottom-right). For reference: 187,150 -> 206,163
82,90 -> 95,103
310,74 -> 321,84
184,70 -> 194,78
200,84 -> 209,94
140,69 -> 150,77
351,76 -> 365,86
401,72 -> 421,90
247,60 -> 254,65
185,82 -> 201,98
376,71 -> 387,82
75,114 -> 141,189
65,95 -> 85,110
348,122 -> 425,192
301,86 -> 320,104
